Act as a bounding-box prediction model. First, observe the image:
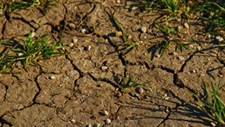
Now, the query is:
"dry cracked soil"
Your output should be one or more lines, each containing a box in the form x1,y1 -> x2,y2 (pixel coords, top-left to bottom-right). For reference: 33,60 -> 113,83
0,0 -> 225,127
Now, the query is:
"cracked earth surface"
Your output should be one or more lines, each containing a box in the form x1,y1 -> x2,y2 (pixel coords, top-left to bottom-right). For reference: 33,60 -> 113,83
0,0 -> 225,127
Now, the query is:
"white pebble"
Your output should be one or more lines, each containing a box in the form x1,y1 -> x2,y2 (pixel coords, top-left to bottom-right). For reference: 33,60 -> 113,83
184,22 -> 189,29
190,69 -> 196,73
103,110 -> 109,116
70,119 -> 76,123
86,124 -> 92,127
72,37 -> 78,43
136,87 -> 144,94
50,75 -> 56,80
17,52 -> 23,56
81,28 -> 86,33
69,43 -> 74,47
216,36 -> 224,42
141,26 -> 147,33
196,46 -> 201,50
105,118 -> 111,124
177,56 -> 185,61
101,66 -> 108,71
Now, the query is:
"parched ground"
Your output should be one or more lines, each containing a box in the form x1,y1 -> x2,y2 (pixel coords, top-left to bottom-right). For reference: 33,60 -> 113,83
0,0 -> 225,127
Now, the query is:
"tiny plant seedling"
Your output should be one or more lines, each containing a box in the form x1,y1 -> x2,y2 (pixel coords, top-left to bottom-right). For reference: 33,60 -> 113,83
192,80 -> 225,126
0,31 -> 63,72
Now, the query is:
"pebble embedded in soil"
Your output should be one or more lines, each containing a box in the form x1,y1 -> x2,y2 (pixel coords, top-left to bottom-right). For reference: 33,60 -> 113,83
101,66 -> 108,71
190,69 -> 196,74
86,124 -> 92,127
136,87 -> 144,94
93,123 -> 101,127
17,52 -> 23,56
105,118 -> 111,124
103,110 -> 109,116
215,36 -> 224,42
69,43 -> 74,47
115,31 -> 123,37
177,56 -> 185,61
141,26 -> 147,33
72,37 -> 78,43
81,28 -> 86,33
184,22 -> 189,29
50,75 -> 56,80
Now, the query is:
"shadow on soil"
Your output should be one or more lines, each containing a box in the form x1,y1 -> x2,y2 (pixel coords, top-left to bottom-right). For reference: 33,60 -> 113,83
118,89 -> 213,126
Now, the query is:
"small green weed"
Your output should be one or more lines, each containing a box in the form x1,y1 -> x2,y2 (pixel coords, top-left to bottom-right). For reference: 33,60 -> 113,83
119,76 -> 141,92
105,10 -> 138,53
0,32 -> 63,72
198,1 -> 225,33
164,0 -> 181,17
0,0 -> 57,13
193,80 -> 225,126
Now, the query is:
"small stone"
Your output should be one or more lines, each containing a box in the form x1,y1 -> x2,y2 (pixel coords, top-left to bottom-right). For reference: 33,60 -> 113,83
216,36 -> 224,42
211,122 -> 216,127
87,45 -> 91,51
86,124 -> 92,127
69,43 -> 74,47
31,32 -> 36,38
136,87 -> 144,94
173,52 -> 178,56
184,22 -> 189,29
196,46 -> 201,50
103,110 -> 109,116
101,66 -> 108,71
116,31 -> 123,37
50,75 -> 56,80
115,0 -> 121,3
17,52 -> 23,56
177,56 -> 185,61
189,44 -> 194,48
69,23 -> 76,29
190,69 -> 196,73
81,28 -> 86,33
105,118 -> 111,124
155,54 -> 161,58
131,6 -> 138,11
70,119 -> 76,123
72,37 -> 78,43
141,26 -> 147,33
93,123 -> 100,127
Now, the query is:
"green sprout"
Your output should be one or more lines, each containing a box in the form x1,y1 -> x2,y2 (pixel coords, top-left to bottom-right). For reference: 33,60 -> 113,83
0,32 -> 63,72
193,80 -> 225,126
119,76 -> 141,92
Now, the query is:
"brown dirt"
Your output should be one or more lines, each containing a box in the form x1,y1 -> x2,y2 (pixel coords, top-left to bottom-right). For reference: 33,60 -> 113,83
0,0 -> 225,127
